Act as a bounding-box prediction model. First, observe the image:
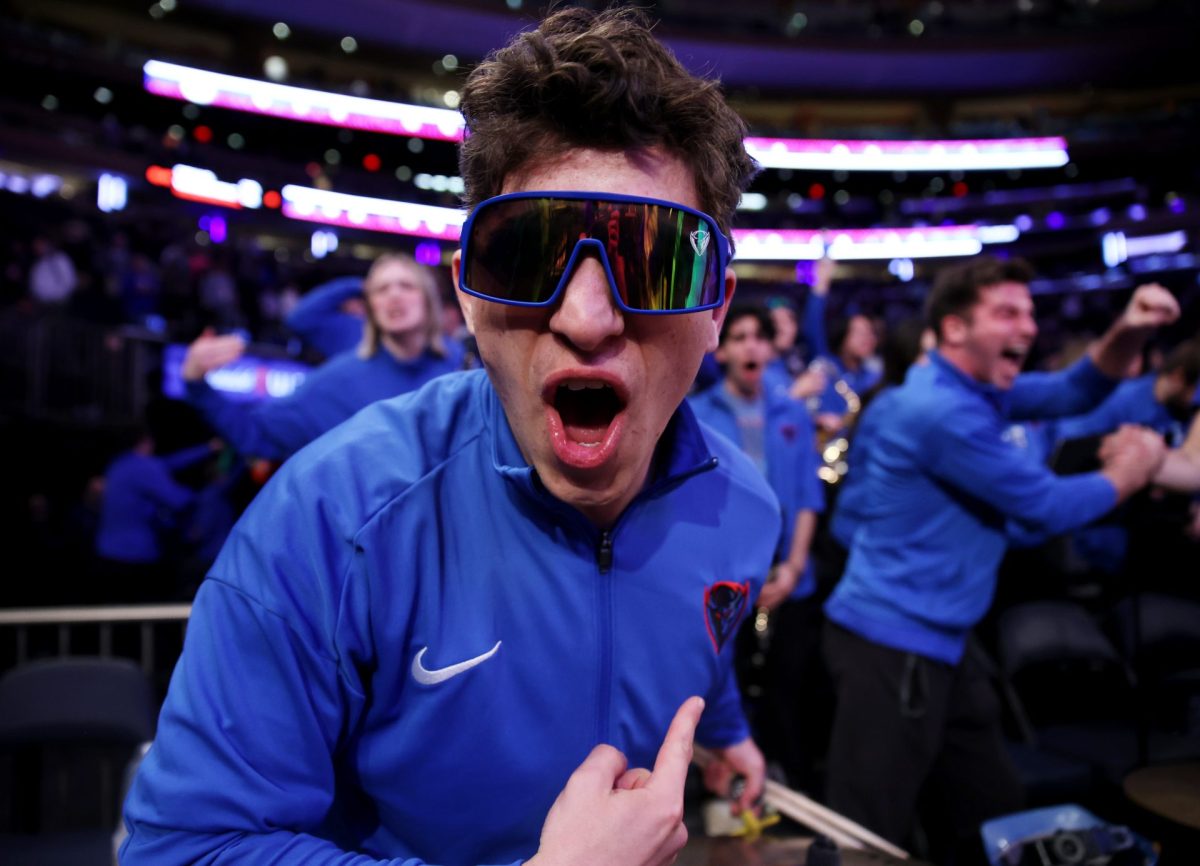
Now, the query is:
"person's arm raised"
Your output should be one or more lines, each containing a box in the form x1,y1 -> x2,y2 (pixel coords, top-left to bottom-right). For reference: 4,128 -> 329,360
1088,283 -> 1180,379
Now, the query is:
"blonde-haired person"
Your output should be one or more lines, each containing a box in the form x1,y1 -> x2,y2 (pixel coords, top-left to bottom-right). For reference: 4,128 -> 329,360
181,254 -> 460,462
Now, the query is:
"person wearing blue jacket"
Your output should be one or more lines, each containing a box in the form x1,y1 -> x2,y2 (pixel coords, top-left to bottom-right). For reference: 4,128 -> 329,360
1048,338 -> 1200,572
822,257 -> 1179,862
94,431 -> 219,601
1054,338 -> 1199,444
180,253 -> 460,462
122,9 -> 774,866
803,257 -> 882,427
689,303 -> 826,789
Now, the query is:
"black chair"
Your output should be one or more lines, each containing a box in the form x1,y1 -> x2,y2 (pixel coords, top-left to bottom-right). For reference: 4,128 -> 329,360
0,657 -> 156,866
996,601 -> 1139,798
1108,593 -> 1200,760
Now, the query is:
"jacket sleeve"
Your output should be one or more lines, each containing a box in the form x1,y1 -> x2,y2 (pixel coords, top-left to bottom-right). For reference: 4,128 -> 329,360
802,290 -> 830,361
695,650 -> 752,749
160,442 -> 215,473
925,404 -> 1118,537
286,276 -> 366,357
140,460 -> 197,519
120,468 -> 521,866
185,378 -> 326,462
1008,355 -> 1117,421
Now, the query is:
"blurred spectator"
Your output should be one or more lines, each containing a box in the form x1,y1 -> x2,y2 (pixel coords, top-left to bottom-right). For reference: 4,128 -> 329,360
181,254 -> 461,462
94,430 -> 220,602
28,235 -> 77,307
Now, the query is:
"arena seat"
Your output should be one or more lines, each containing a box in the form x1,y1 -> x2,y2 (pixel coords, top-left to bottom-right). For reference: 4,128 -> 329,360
0,657 -> 155,866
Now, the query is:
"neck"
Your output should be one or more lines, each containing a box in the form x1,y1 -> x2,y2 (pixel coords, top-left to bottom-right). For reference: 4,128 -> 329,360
839,347 -> 861,372
724,377 -> 761,401
936,344 -> 981,382
380,329 -> 426,361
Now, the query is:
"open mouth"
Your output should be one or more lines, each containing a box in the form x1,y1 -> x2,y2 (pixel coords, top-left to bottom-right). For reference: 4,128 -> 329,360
544,374 -> 629,469
1000,347 -> 1027,366
554,381 -> 625,446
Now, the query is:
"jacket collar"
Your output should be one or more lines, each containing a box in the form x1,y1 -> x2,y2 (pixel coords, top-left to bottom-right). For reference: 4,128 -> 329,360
484,378 -> 718,511
924,349 -> 1011,415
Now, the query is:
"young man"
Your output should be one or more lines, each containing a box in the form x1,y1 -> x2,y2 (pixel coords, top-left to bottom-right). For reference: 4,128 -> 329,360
122,9 -> 771,866
181,254 -> 459,461
821,256 -> 1178,862
691,304 -> 824,608
689,304 -> 826,788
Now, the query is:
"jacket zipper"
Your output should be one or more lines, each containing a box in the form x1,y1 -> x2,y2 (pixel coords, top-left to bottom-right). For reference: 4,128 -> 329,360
595,528 -> 614,745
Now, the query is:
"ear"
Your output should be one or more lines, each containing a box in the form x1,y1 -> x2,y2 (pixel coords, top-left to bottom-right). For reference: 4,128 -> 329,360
450,250 -> 477,336
940,313 -> 969,349
706,267 -> 737,354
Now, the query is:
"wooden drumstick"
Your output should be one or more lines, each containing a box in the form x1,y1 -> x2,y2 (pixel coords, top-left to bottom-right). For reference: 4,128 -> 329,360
693,745 -> 910,860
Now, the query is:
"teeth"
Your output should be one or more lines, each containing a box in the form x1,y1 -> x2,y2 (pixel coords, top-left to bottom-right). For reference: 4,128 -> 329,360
562,380 -> 611,391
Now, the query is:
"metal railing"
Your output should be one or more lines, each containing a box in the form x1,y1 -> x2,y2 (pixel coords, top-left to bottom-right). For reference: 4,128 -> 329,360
0,604 -> 192,677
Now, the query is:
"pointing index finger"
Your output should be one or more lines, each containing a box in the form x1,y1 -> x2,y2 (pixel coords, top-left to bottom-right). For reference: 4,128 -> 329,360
648,696 -> 704,797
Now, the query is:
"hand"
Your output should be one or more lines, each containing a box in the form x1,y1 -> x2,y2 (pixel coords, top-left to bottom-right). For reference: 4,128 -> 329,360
182,328 -> 247,382
757,562 -> 799,611
789,367 -> 828,401
815,413 -> 845,435
701,737 -> 766,815
529,697 -> 703,866
1120,283 -> 1180,331
1099,424 -> 1167,499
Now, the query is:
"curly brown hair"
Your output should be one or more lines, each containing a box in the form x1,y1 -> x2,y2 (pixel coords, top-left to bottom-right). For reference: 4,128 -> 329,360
458,6 -> 758,242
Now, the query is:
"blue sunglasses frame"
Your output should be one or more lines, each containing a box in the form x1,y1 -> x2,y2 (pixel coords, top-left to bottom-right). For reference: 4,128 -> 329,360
458,190 -> 732,315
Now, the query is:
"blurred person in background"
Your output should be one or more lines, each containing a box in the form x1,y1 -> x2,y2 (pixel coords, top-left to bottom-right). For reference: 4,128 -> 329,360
28,234 -> 77,308
803,256 -> 881,434
690,302 -> 826,791
94,429 -> 221,602
822,257 -> 1179,864
180,253 -> 459,462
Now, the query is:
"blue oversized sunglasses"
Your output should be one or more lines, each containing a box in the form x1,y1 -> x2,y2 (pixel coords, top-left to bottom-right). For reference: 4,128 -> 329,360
458,191 -> 731,314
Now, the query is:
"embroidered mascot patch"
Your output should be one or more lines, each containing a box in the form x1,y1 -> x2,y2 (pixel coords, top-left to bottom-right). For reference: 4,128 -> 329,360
704,581 -> 750,654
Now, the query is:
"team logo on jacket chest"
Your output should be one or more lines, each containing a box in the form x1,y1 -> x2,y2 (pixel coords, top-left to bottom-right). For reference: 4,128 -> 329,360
703,581 -> 750,654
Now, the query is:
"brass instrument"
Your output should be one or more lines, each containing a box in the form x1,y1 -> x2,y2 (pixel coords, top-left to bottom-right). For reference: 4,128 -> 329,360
815,376 -> 861,486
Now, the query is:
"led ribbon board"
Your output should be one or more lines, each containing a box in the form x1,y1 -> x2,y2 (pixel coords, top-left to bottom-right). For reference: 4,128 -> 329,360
280,185 -> 464,241
146,164 -> 262,209
144,60 -> 465,142
733,226 -> 1001,260
144,163 -> 1012,255
744,137 -> 1069,172
144,61 -> 1067,168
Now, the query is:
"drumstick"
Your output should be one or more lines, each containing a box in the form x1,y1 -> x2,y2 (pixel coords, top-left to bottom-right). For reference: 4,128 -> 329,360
693,745 -> 910,860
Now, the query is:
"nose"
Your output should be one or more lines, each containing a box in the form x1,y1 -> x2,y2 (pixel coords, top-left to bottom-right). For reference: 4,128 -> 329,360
548,253 -> 624,353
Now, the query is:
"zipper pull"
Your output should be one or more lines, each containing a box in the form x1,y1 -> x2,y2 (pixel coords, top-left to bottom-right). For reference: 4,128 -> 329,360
596,530 -> 613,574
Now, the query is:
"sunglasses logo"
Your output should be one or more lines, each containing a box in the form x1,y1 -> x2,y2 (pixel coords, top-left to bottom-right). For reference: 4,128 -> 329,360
690,228 -> 711,258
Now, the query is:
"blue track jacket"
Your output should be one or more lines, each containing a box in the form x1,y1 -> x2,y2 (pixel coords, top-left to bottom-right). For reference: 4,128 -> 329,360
95,443 -> 213,563
186,347 -> 458,462
825,352 -> 1120,664
123,370 -> 780,866
689,383 -> 825,599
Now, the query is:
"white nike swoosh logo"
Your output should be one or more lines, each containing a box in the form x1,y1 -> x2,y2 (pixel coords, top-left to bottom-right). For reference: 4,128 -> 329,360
411,641 -> 502,685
